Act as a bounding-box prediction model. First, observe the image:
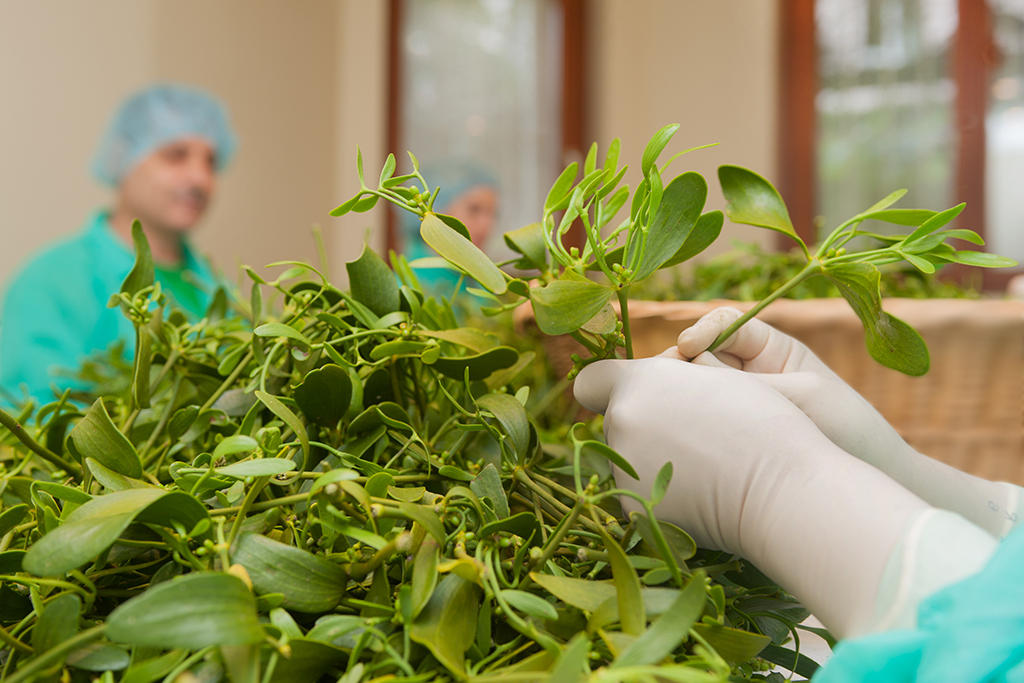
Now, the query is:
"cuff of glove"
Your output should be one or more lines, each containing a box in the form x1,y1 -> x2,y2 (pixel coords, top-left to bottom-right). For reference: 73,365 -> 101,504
866,508 -> 998,634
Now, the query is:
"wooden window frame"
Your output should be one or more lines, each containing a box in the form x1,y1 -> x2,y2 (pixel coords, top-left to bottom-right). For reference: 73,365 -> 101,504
779,0 -> 1022,289
384,0 -> 587,253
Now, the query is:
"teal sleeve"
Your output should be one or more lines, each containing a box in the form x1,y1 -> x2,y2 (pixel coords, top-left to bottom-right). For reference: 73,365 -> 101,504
0,259 -> 96,405
814,522 -> 1024,681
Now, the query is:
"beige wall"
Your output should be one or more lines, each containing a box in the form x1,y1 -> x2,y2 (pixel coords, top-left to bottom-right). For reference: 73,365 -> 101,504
0,0 -> 350,293
586,0 -> 779,256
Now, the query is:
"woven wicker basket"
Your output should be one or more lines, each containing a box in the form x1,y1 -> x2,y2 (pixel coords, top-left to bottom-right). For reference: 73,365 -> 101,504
531,298 -> 1024,485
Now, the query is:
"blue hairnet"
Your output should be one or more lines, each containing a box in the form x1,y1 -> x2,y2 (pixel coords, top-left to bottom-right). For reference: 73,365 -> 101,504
92,84 -> 237,186
398,158 -> 499,244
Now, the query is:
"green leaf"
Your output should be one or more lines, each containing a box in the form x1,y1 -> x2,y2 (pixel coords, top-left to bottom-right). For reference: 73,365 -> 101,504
65,643 -> 131,672
409,574 -> 480,678
718,165 -> 804,249
23,489 -> 203,577
106,572 -> 264,648
168,405 -> 199,440
119,651 -> 188,683
369,339 -> 430,359
267,639 -> 347,683
378,152 -> 396,185
479,511 -> 540,541
476,393 -> 530,461
584,141 -> 598,175
421,213 -> 508,294
529,277 -> 613,335
411,537 -> 439,620
120,220 -> 154,297
399,502 -> 446,544
939,250 -> 1018,268
573,437 -> 639,480
601,530 -> 645,635
435,212 -> 473,240
346,244 -> 401,316
901,251 -> 936,274
437,465 -> 474,482
470,463 -> 510,519
545,633 -> 590,683
651,462 -> 672,505
0,504 -> 29,537
253,322 -> 312,349
661,211 -> 724,269
861,188 -> 907,214
759,644 -> 822,679
902,203 -> 965,245
691,623 -> 770,663
432,347 -> 519,381
131,325 -> 152,409
294,364 -> 352,427
67,399 -> 142,478
545,162 -> 579,212
632,514 -> 696,564
32,592 -> 80,656
420,327 -> 498,353
825,262 -> 929,376
938,228 -> 985,245
212,435 -> 259,461
581,302 -> 617,335
499,589 -> 558,621
859,208 -> 938,226
504,222 -> 549,271
627,173 -> 707,281
232,534 -> 346,613
641,123 -> 680,176
613,571 -> 706,667
215,458 -> 296,478
254,390 -> 309,467
529,574 -> 616,613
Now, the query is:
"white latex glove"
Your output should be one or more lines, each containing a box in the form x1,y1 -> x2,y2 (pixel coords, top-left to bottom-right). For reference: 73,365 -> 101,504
574,357 -> 996,638
677,307 -> 1023,539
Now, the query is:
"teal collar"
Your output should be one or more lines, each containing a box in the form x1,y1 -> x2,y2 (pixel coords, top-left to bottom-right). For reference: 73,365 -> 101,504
85,210 -> 214,281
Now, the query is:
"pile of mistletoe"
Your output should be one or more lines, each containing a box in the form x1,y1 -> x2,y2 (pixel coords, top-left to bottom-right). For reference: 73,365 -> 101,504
0,126 -> 1013,682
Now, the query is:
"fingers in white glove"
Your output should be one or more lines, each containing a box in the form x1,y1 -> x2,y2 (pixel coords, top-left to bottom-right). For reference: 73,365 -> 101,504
676,307 -> 743,359
678,306 -> 832,375
573,359 -> 629,414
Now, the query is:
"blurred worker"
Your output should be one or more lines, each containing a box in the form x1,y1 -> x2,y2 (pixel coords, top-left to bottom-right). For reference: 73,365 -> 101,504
0,84 -> 237,404
398,159 -> 498,294
575,307 -> 1024,681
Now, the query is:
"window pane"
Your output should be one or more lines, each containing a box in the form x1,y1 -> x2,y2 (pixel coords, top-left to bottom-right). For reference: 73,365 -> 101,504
987,0 -> 1024,263
399,0 -> 561,255
816,0 -> 958,238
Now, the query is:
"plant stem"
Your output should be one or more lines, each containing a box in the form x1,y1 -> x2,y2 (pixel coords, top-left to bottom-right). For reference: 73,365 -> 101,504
4,624 -> 105,683
209,492 -> 309,517
616,288 -> 633,358
200,349 -> 254,413
708,262 -> 819,352
0,408 -> 82,478
226,476 -> 271,546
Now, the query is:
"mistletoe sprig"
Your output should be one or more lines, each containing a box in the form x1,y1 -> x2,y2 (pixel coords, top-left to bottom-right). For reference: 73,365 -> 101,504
334,125 -> 1016,377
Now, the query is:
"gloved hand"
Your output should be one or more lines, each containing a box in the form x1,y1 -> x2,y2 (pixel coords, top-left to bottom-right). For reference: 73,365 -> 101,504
677,307 -> 1023,539
574,357 -> 996,638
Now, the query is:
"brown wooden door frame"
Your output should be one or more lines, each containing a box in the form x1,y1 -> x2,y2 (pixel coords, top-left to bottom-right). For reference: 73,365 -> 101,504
778,0 -> 1020,289
385,0 -> 587,253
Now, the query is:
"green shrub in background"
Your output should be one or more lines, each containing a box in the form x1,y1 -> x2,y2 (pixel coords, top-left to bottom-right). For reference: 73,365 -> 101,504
0,126 -> 1014,682
631,241 -> 981,302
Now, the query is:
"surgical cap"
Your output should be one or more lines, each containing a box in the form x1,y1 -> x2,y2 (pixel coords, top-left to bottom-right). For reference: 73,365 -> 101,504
92,84 -> 237,186
398,158 -> 499,242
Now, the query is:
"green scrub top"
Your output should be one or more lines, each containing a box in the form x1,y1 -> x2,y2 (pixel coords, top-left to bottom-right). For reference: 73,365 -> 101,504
0,210 -> 216,404
814,520 -> 1024,681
